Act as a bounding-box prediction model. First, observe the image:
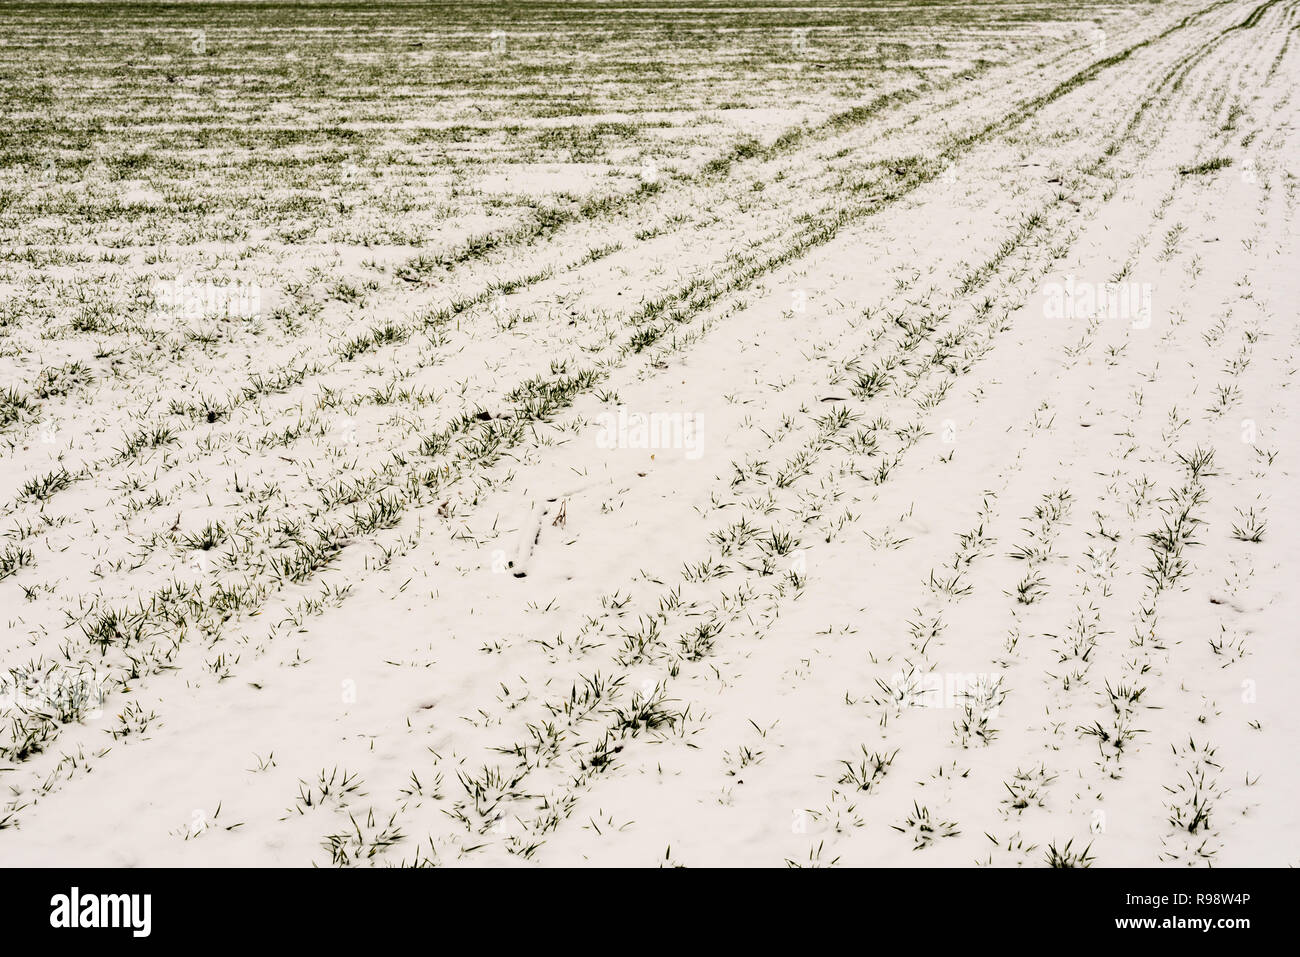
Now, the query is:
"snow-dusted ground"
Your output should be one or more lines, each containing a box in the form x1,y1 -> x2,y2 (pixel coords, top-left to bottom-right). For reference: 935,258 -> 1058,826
1,0 -> 1297,866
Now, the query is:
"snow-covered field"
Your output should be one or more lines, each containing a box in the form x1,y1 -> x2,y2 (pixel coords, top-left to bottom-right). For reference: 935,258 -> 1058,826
1,0 -> 1297,867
